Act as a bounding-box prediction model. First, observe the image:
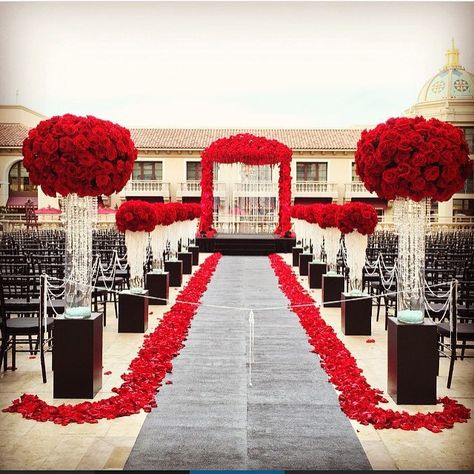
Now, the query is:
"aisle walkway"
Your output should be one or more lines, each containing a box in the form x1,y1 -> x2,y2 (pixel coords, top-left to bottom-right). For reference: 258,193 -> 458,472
125,256 -> 370,470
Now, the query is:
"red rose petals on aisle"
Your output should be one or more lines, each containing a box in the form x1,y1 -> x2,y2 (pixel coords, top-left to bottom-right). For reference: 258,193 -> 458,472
269,254 -> 470,432
3,253 -> 222,425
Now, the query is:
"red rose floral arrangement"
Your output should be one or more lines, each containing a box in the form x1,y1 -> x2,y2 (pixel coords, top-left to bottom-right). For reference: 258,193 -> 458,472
22,114 -> 137,197
336,202 -> 378,289
356,116 -> 472,324
116,200 -> 157,288
316,203 -> 340,229
336,202 -> 378,235
199,133 -> 293,237
355,116 -> 472,202
116,200 -> 157,232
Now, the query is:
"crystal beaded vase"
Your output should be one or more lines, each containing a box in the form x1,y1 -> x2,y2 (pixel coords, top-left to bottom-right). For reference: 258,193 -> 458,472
64,193 -> 97,318
393,197 -> 430,324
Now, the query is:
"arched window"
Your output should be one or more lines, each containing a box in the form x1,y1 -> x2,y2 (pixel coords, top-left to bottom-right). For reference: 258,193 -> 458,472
9,161 -> 37,194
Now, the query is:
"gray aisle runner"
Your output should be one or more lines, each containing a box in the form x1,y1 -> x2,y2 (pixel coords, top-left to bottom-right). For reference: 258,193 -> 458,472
125,256 -> 371,470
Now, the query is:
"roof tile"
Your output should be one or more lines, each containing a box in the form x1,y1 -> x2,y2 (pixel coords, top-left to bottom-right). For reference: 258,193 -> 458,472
0,123 -> 362,151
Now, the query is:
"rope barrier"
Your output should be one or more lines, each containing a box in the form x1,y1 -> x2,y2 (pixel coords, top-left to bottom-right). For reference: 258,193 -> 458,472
43,273 -> 454,313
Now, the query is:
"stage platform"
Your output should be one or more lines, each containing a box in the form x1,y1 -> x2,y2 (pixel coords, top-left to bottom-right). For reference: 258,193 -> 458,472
196,233 -> 296,256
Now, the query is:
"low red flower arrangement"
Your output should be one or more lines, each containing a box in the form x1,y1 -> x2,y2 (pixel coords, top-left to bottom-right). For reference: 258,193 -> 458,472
22,114 -> 137,197
199,133 -> 293,237
152,202 -> 200,226
355,116 -> 472,202
316,203 -> 340,229
116,200 -> 157,232
269,254 -> 470,432
3,253 -> 222,425
336,202 -> 378,235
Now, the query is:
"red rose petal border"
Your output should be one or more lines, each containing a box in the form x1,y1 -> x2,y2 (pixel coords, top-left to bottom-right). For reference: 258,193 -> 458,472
269,254 -> 471,432
3,253 -> 222,425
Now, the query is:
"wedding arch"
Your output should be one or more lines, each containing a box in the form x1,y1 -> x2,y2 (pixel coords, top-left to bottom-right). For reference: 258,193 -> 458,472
199,133 -> 293,237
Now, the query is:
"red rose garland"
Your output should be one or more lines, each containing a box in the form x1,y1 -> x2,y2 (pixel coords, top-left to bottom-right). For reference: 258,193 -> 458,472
336,202 -> 378,235
269,254 -> 470,432
22,114 -> 137,197
199,133 -> 293,237
115,200 -> 157,233
3,253 -> 222,425
355,116 -> 472,202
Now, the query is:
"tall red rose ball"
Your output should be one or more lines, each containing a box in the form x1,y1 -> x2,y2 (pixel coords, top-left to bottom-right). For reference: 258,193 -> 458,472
355,116 -> 472,202
22,114 -> 138,197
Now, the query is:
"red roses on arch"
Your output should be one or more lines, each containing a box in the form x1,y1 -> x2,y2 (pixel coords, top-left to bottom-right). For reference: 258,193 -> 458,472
22,114 -> 138,197
199,133 -> 293,237
355,116 -> 472,202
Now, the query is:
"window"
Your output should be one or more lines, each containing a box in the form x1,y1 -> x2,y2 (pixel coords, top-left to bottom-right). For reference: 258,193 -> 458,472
296,162 -> 327,182
241,164 -> 273,181
9,161 -> 37,193
453,198 -> 474,217
351,162 -> 361,182
186,162 -> 202,181
459,172 -> 474,193
132,161 -> 162,180
460,127 -> 474,154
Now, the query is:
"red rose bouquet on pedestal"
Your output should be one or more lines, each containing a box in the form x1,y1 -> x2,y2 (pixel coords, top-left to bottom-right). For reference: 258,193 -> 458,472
22,114 -> 137,319
116,200 -> 157,290
355,116 -> 472,323
23,114 -> 137,198
355,116 -> 472,202
336,202 -> 378,291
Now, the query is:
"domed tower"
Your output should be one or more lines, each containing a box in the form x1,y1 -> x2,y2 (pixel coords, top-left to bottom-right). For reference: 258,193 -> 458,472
406,41 -> 474,149
406,41 -> 474,222
406,40 -> 474,126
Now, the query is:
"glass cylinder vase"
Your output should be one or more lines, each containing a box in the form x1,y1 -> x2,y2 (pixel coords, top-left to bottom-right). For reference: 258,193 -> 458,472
64,193 -> 97,318
393,196 -> 430,324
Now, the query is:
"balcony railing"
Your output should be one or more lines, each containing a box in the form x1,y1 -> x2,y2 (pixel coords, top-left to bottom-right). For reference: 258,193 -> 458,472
124,180 -> 170,195
234,182 -> 278,195
177,181 -> 226,197
344,181 -> 376,195
293,181 -> 338,194
180,180 -> 201,193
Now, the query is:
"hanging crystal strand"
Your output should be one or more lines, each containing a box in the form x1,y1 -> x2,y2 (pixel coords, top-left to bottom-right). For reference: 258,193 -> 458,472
64,193 -> 97,318
313,224 -> 322,261
125,230 -> 148,291
394,197 -> 430,324
324,227 -> 340,273
345,231 -> 369,293
150,224 -> 165,271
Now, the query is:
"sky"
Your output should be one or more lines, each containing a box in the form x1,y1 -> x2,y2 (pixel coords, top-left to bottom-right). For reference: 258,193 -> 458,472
0,1 -> 473,129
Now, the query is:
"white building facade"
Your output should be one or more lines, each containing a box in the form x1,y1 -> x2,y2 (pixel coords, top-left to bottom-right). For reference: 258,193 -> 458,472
0,44 -> 473,229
